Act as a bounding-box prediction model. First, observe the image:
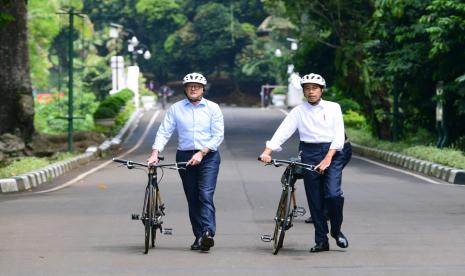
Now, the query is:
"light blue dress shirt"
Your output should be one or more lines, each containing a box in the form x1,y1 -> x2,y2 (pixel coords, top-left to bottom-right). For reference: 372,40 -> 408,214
152,98 -> 224,152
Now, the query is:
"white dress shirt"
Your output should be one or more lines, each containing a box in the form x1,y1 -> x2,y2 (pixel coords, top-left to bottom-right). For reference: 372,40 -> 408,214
266,99 -> 345,152
152,98 -> 224,152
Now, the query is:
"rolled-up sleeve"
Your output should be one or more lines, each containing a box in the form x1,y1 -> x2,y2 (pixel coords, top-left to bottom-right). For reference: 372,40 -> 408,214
204,105 -> 224,151
152,107 -> 176,152
329,104 -> 345,151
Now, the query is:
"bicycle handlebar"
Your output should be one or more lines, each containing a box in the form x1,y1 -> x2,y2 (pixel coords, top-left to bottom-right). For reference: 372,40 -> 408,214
112,158 -> 187,169
257,157 -> 319,171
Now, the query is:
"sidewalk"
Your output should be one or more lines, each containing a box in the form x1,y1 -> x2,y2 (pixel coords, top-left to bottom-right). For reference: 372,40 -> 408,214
0,108 -> 144,193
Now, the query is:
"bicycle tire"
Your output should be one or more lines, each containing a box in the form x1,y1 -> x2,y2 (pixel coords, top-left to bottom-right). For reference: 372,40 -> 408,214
151,189 -> 159,248
144,185 -> 153,254
273,188 -> 290,254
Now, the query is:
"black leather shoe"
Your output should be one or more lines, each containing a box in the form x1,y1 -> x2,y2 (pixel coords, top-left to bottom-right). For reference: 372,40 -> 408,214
305,216 -> 313,223
332,232 -> 349,248
200,232 -> 214,252
310,241 -> 329,253
190,238 -> 200,250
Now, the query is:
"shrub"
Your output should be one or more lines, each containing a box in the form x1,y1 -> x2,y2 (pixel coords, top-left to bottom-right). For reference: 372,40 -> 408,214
344,110 -> 367,129
325,86 -> 361,113
93,89 -> 134,119
346,127 -> 465,169
93,106 -> 117,119
34,92 -> 99,134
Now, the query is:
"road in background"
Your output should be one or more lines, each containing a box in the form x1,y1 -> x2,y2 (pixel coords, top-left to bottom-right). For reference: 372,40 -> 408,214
1,107 -> 465,275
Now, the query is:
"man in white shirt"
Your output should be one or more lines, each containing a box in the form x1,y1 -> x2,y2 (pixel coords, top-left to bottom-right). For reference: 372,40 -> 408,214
147,73 -> 224,252
259,73 -> 348,253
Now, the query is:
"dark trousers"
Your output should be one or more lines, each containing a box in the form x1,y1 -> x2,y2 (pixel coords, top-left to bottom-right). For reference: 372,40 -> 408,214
176,150 -> 220,238
300,142 -> 345,243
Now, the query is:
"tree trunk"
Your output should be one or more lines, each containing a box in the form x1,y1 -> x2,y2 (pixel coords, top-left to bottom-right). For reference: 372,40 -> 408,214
0,0 -> 34,141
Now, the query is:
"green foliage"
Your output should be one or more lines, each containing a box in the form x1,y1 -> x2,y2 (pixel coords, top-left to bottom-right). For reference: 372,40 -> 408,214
111,101 -> 136,135
346,127 -> 465,169
324,86 -> 361,113
28,0 -> 61,88
93,89 -> 133,119
0,152 -> 75,178
343,110 -> 367,129
81,54 -> 112,100
93,106 -> 116,119
403,146 -> 465,170
272,87 -> 286,95
34,91 -> 99,134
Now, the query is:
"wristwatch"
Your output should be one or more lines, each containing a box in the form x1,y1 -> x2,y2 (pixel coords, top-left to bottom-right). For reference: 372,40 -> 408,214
200,149 -> 208,157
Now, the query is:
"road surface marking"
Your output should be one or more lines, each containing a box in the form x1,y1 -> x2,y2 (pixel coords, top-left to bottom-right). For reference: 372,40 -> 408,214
35,110 -> 160,194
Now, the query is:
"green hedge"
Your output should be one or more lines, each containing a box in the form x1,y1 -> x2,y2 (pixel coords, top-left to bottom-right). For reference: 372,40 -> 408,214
93,89 -> 134,119
346,127 -> 465,170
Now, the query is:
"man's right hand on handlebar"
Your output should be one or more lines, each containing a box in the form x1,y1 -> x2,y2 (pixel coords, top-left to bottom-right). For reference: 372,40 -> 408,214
259,148 -> 273,163
147,149 -> 160,166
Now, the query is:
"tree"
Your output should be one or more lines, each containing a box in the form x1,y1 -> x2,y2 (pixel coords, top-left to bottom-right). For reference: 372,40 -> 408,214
0,0 -> 34,140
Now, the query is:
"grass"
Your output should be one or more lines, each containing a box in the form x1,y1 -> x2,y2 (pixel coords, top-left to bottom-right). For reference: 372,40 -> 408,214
0,152 -> 76,178
346,127 -> 465,170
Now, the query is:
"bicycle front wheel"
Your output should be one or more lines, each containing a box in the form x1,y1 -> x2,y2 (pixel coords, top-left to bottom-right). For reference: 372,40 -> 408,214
273,188 -> 291,254
151,190 -> 159,248
144,185 -> 154,254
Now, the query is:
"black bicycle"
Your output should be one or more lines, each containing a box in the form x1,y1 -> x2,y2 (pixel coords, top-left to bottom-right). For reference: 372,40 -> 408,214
259,157 -> 320,255
113,158 -> 187,254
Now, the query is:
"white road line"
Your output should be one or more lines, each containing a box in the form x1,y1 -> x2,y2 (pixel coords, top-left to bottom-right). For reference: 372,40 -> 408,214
277,107 -> 451,186
353,155 -> 441,185
35,110 -> 161,194
278,108 -> 289,115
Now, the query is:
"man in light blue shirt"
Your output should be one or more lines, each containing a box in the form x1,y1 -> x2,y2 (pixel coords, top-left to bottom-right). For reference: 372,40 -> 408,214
147,72 -> 224,252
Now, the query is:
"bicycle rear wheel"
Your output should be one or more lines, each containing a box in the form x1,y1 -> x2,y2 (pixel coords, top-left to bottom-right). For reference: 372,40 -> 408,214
273,188 -> 290,254
144,185 -> 153,254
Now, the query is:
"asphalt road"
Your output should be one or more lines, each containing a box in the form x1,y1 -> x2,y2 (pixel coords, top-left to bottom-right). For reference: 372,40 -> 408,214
1,106 -> 465,276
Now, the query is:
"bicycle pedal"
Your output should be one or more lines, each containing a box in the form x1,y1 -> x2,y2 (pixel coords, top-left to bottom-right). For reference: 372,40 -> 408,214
162,228 -> 173,235
260,234 -> 273,242
131,214 -> 140,220
293,206 -> 306,217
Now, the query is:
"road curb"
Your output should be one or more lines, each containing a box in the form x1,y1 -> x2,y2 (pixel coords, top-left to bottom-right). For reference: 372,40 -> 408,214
0,108 -> 143,193
352,143 -> 465,184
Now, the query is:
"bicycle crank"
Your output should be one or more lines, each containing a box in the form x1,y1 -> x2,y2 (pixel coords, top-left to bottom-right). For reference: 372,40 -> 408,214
260,234 -> 273,242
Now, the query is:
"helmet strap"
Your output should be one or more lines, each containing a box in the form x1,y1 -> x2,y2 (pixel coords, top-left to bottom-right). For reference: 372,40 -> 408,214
183,90 -> 203,103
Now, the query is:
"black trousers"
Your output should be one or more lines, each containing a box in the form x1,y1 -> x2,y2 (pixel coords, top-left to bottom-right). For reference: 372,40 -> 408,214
300,142 -> 345,243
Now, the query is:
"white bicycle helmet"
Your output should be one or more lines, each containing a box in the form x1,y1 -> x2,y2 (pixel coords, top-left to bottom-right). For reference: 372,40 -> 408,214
182,72 -> 207,85
300,73 -> 326,88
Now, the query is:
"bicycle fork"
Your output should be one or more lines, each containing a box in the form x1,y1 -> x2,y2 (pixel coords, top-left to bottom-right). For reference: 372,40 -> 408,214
131,181 -> 173,235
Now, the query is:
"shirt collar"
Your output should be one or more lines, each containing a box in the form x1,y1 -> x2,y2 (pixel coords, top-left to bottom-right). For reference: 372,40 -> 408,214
305,99 -> 326,109
183,97 -> 207,106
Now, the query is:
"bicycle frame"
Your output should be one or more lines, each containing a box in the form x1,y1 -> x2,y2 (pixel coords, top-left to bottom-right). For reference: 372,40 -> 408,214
260,158 -> 318,254
113,158 -> 186,254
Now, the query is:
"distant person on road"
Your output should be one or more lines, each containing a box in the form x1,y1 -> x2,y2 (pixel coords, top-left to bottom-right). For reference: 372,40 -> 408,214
259,73 -> 349,253
147,72 -> 224,252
